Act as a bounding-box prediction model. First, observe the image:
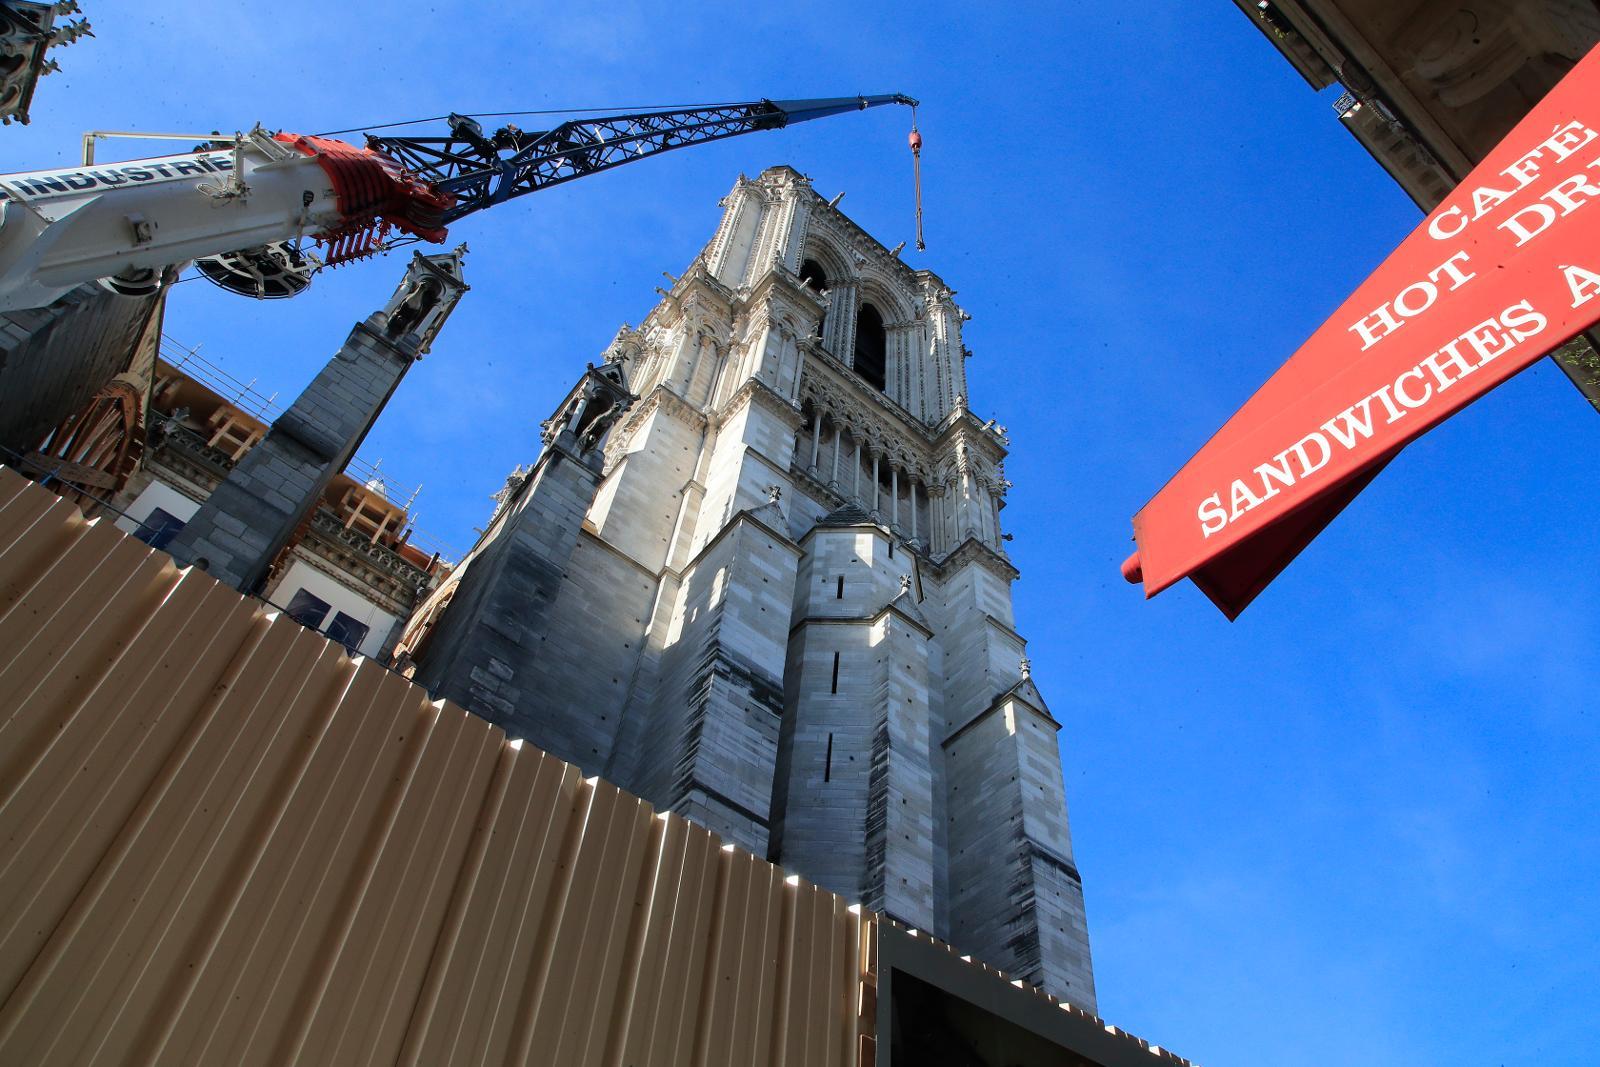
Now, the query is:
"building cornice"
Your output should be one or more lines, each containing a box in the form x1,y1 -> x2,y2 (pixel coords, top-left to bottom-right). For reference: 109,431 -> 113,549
930,536 -> 1019,582
640,259 -> 736,333
871,599 -> 935,640
712,375 -> 804,432
800,344 -> 937,453
933,407 -> 1009,463
678,505 -> 801,578
793,178 -> 946,296
612,382 -> 708,444
736,263 -> 829,320
788,603 -> 934,641
941,686 -> 1060,749
575,524 -> 661,583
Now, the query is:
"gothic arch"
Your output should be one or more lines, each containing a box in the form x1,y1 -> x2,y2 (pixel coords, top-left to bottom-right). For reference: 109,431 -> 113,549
27,378 -> 143,507
854,267 -> 918,327
799,233 -> 853,291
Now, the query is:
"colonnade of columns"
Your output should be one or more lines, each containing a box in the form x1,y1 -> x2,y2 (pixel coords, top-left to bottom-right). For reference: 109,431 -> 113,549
795,403 -> 1011,558
798,405 -> 932,547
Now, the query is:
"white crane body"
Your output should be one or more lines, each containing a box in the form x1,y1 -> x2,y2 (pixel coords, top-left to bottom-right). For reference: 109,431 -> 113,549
0,130 -> 346,310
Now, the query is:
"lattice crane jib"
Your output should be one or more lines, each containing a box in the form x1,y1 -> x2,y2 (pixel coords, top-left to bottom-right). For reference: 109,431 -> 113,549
0,94 -> 916,311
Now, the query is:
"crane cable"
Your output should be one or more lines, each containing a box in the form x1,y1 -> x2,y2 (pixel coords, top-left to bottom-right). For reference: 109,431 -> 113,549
908,105 -> 926,252
312,100 -> 752,139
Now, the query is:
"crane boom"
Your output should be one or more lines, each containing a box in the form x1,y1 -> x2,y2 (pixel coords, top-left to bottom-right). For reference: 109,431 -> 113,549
0,94 -> 916,313
370,96 -> 916,225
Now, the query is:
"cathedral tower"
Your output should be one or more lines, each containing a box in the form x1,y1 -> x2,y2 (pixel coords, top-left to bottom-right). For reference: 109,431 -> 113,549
400,166 -> 1095,1008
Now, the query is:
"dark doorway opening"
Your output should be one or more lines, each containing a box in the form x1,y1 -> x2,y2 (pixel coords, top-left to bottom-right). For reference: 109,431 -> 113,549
854,302 -> 887,392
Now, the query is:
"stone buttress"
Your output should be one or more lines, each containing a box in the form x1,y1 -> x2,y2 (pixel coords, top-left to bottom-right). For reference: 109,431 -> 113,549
166,250 -> 467,594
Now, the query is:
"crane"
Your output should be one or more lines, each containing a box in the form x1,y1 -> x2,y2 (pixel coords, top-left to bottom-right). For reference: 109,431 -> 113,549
0,94 -> 917,312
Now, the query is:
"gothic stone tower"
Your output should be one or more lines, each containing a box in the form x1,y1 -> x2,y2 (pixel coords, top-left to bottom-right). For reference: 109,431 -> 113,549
401,166 -> 1095,1008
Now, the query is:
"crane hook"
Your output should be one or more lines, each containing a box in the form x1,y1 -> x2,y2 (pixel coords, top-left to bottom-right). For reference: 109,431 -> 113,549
908,104 -> 926,252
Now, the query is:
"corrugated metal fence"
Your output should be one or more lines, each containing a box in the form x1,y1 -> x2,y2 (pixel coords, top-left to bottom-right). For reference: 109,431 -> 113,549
0,467 -> 872,1067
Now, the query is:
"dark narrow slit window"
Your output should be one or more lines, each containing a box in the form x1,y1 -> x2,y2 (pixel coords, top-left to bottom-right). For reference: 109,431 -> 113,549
824,732 -> 834,782
888,540 -> 894,559
831,651 -> 840,694
836,575 -> 845,599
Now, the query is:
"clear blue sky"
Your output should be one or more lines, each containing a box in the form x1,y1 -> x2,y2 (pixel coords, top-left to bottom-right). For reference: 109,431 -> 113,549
12,4 -> 1599,1063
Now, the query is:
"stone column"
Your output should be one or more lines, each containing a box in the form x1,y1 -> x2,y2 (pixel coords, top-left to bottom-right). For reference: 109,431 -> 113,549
830,426 -> 842,486
853,440 -> 862,500
809,408 -> 822,470
891,465 -> 900,529
910,480 -> 919,542
166,249 -> 468,594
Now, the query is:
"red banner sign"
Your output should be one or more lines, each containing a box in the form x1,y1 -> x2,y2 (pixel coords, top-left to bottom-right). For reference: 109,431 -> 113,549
1126,45 -> 1600,618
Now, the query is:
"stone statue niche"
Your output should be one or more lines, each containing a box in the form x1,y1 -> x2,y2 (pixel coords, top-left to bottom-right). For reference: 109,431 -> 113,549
380,245 -> 470,355
541,360 -> 635,470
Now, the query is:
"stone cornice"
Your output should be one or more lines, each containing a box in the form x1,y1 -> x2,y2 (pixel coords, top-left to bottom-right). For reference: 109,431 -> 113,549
575,524 -> 660,583
612,382 -> 708,446
931,536 -> 1019,583
300,507 -> 434,608
712,375 -> 804,432
739,447 -> 796,493
678,505 -> 801,578
977,610 -> 1026,648
795,180 -> 940,295
788,603 -> 934,641
146,442 -> 226,499
1002,685 -> 1061,730
940,688 -> 1060,749
871,600 -> 935,640
1027,841 -> 1082,885
933,407 -> 1009,464
789,613 -> 874,635
640,259 -> 735,333
736,264 -> 828,321
800,343 -> 935,452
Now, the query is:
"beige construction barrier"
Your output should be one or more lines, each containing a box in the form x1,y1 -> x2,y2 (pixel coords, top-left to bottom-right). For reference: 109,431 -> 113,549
0,468 -> 874,1066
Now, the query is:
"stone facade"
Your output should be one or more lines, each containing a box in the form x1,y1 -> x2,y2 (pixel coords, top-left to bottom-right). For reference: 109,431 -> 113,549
167,249 -> 467,594
401,167 -> 1096,1008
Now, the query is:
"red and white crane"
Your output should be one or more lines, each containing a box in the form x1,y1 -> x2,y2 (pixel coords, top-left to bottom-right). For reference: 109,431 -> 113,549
0,95 -> 919,313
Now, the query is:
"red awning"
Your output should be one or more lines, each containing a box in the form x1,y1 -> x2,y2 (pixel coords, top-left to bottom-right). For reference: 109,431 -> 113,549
1126,44 -> 1600,617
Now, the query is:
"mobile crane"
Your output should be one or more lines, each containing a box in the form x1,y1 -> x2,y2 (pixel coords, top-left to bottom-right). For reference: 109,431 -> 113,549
0,94 -> 918,313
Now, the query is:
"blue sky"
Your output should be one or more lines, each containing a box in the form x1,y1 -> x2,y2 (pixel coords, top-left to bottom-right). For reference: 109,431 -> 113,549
11,3 -> 1600,1063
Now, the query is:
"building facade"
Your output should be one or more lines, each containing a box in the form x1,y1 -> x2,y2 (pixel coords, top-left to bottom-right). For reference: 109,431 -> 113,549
400,166 -> 1095,1008
100,351 -> 448,659
11,282 -> 452,663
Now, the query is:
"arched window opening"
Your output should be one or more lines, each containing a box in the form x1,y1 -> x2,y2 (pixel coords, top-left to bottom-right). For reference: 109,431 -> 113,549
799,258 -> 828,290
29,380 -> 142,510
800,258 -> 829,341
854,302 -> 887,392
